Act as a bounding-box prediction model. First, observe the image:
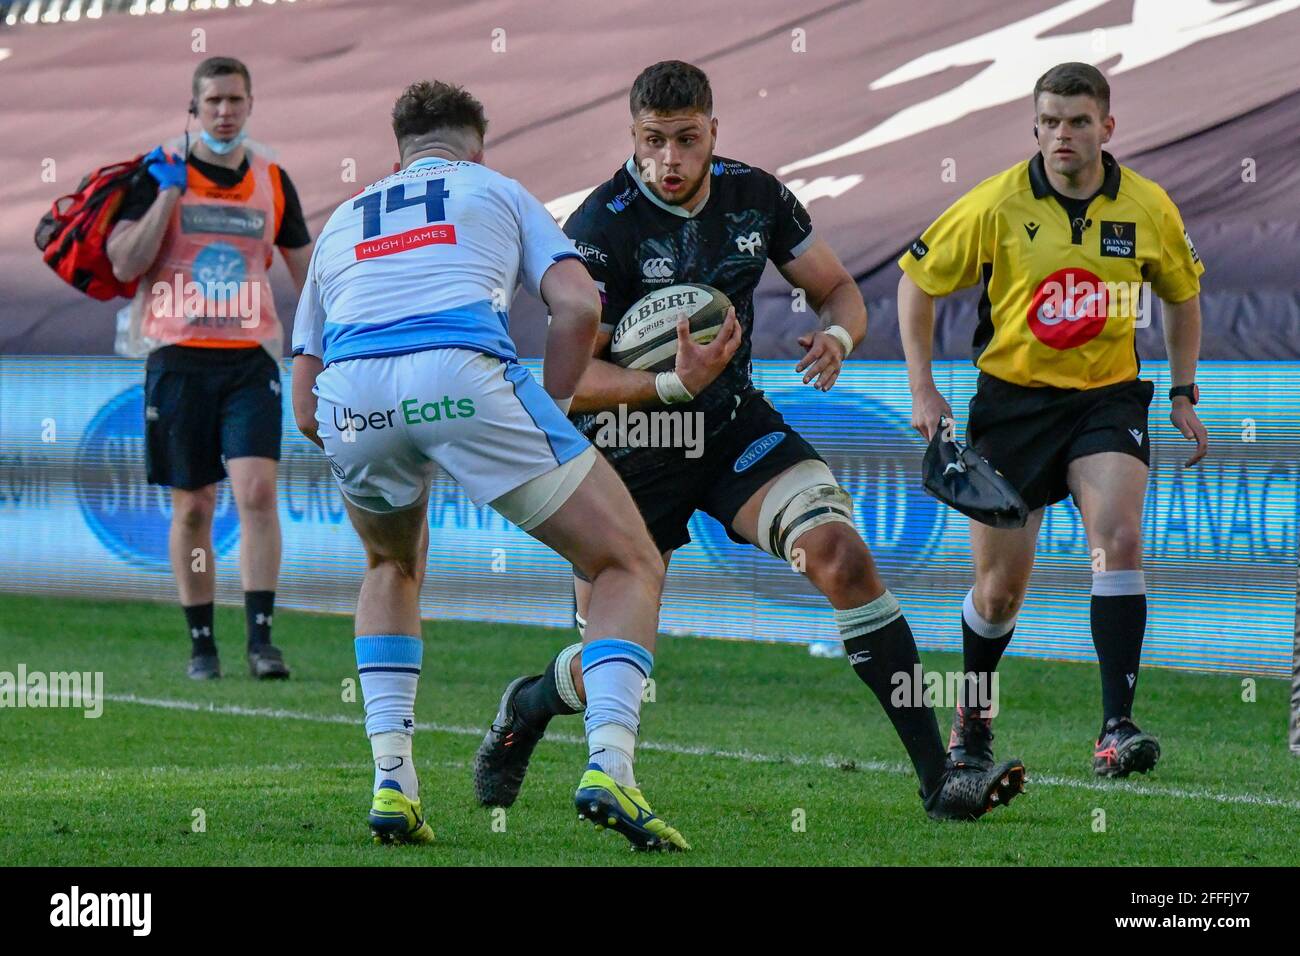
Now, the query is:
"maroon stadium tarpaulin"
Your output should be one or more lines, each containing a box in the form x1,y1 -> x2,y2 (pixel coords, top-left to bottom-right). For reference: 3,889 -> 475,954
2,0 -> 1298,359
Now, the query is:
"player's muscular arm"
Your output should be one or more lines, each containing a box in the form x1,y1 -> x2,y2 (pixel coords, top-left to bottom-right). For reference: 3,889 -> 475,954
570,347 -> 658,413
291,353 -> 325,448
897,272 -> 953,440
570,309 -> 742,414
779,238 -> 866,391
1162,295 -> 1208,466
540,257 -> 602,406
279,241 -> 314,295
106,188 -> 181,283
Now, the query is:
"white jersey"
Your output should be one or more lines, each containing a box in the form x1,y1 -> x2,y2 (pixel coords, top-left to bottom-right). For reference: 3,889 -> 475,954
292,156 -> 579,366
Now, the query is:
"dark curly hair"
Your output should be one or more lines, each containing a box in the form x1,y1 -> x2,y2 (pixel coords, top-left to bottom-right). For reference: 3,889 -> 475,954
629,60 -> 712,116
391,80 -> 488,150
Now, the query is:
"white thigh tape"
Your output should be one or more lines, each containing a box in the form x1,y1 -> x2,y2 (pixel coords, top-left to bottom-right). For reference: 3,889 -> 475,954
755,459 -> 854,561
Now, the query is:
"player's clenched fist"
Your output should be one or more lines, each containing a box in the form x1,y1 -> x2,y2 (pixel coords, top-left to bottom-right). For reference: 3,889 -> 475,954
674,306 -> 741,395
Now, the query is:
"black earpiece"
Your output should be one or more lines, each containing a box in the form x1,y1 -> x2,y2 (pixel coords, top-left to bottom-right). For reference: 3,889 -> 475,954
1032,125 -> 1039,140
188,99 -> 198,117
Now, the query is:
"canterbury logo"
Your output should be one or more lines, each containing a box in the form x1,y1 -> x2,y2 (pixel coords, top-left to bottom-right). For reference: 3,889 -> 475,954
943,460 -> 967,476
642,257 -> 674,279
847,650 -> 871,665
736,232 -> 762,255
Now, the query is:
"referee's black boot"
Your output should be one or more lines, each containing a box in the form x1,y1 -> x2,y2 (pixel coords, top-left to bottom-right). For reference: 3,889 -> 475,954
1093,716 -> 1159,778
247,643 -> 291,680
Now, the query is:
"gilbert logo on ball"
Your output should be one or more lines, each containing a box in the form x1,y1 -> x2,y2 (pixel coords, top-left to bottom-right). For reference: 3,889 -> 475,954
610,283 -> 732,372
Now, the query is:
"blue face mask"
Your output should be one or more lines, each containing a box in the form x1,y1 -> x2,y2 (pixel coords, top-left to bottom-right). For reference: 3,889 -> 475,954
200,129 -> 248,155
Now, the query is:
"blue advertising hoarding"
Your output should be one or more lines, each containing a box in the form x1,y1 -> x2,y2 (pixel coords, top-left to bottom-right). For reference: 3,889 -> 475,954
0,356 -> 1294,676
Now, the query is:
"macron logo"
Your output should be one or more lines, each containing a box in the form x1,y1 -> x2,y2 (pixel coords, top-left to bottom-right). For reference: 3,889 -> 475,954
50,886 -> 151,936
1129,428 -> 1144,446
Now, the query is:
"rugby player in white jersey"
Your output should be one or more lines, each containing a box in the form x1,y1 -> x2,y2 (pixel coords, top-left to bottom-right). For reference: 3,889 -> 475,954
291,81 -> 687,850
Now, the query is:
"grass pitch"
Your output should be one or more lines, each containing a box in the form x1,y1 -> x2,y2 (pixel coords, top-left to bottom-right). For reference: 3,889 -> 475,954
0,594 -> 1295,866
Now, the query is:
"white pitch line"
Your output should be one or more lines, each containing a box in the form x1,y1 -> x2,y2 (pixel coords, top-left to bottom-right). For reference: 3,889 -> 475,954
95,693 -> 1300,812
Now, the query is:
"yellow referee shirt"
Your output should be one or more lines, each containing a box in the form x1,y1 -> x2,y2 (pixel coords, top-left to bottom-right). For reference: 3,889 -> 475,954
899,152 -> 1204,389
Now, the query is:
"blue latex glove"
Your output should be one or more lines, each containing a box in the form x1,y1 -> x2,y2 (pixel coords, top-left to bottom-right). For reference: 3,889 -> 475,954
143,145 -> 187,193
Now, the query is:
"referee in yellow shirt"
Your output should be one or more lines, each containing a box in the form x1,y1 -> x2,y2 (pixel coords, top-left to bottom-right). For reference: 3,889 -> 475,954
897,62 -> 1208,779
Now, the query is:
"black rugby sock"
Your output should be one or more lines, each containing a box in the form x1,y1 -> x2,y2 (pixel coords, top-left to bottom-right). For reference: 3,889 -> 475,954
184,603 -> 216,657
1091,593 -> 1147,725
1090,571 -> 1147,725
245,590 -> 275,649
514,652 -> 581,730
960,590 -> 1014,712
838,595 -> 947,798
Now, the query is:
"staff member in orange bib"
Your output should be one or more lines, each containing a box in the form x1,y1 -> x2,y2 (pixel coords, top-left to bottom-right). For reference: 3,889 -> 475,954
107,56 -> 313,680
897,62 -> 1208,779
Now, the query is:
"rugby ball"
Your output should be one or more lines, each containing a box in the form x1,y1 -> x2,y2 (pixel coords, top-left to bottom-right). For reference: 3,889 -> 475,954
609,283 -> 731,372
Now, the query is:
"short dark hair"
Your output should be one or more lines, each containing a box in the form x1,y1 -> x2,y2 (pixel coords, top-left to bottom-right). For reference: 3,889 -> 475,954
192,56 -> 251,100
1033,62 -> 1110,116
391,80 -> 488,150
629,60 -> 712,117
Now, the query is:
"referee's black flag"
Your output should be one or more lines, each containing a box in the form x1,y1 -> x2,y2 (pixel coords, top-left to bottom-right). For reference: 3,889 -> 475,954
921,418 -> 1029,529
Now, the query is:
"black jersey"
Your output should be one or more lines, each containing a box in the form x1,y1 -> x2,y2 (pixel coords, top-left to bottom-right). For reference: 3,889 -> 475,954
564,155 -> 814,475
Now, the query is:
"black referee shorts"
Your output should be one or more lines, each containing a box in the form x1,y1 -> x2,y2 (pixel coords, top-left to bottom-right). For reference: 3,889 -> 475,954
144,345 -> 283,490
966,372 -> 1154,512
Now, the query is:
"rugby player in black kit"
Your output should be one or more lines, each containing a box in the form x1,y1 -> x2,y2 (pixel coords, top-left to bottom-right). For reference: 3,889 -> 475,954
473,61 -> 1026,822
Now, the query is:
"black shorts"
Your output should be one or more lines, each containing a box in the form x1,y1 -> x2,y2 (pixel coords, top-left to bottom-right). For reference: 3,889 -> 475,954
600,391 -> 822,560
966,372 -> 1154,512
144,345 -> 283,490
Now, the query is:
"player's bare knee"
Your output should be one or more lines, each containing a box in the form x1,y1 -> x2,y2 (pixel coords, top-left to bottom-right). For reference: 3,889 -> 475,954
365,549 -> 424,584
627,535 -> 666,594
234,475 -> 277,516
595,529 -> 663,593
173,488 -> 216,531
804,530 -> 873,600
1093,526 -> 1143,570
974,581 -> 1026,623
